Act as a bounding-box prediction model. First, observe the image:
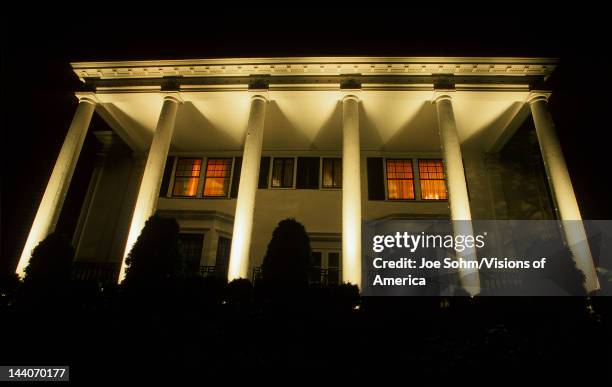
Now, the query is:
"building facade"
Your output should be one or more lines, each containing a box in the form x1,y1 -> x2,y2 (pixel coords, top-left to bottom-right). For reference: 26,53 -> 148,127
14,57 -> 600,294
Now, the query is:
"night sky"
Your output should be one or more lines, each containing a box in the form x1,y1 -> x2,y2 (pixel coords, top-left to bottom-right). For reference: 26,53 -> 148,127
2,8 -> 610,272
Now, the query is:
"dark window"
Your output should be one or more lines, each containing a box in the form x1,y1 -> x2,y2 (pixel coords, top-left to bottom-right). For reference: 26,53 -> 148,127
418,159 -> 447,200
173,158 -> 202,197
322,158 -> 342,188
271,158 -> 294,188
328,252 -> 340,285
296,157 -> 320,189
386,159 -> 415,200
179,233 -> 204,275
203,158 -> 232,197
310,251 -> 322,284
160,156 -> 175,197
215,236 -> 231,277
230,157 -> 242,198
367,158 -> 385,200
311,251 -> 322,268
259,157 -> 271,189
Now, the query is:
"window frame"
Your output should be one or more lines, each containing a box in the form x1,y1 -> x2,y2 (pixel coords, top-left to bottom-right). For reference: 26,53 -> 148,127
214,234 -> 232,277
171,157 -> 203,198
178,231 -> 205,274
321,157 -> 342,189
310,249 -> 342,285
258,156 -> 272,189
384,158 -> 416,201
417,158 -> 448,201
202,157 -> 234,198
270,156 -> 296,189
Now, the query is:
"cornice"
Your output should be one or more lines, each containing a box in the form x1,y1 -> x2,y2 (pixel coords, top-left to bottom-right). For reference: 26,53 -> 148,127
71,57 -> 557,82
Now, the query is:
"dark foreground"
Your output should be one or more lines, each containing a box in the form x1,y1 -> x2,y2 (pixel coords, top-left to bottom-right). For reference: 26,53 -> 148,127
2,281 -> 611,382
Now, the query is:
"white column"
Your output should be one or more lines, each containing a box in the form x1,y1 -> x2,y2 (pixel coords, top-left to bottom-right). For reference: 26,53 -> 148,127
228,92 -> 268,281
433,92 -> 480,296
118,93 -> 182,283
16,93 -> 97,278
342,94 -> 362,288
528,92 -> 599,292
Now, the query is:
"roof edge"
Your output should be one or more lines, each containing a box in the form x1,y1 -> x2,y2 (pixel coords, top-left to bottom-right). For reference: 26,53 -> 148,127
71,56 -> 559,69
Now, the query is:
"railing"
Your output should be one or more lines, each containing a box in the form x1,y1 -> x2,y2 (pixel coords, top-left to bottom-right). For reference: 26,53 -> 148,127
480,270 -> 523,290
199,265 -> 227,279
70,263 -> 343,287
252,266 -> 342,286
72,262 -> 231,285
251,267 -> 263,284
72,262 -> 120,286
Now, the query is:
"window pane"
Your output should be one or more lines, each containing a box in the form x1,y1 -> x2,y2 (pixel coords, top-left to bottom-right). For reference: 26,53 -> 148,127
271,158 -> 294,188
323,159 -> 333,187
387,179 -> 415,200
272,159 -> 283,187
179,233 -> 204,275
203,158 -> 232,197
175,158 -> 202,177
322,158 -> 342,188
418,159 -> 447,200
327,252 -> 340,285
328,252 -> 340,268
258,157 -> 271,188
333,159 -> 342,187
283,158 -> 294,187
311,251 -> 322,268
215,236 -> 231,277
420,179 -> 448,200
386,159 -> 414,200
173,158 -> 202,196
296,157 -> 320,189
309,252 -> 322,284
173,177 -> 200,196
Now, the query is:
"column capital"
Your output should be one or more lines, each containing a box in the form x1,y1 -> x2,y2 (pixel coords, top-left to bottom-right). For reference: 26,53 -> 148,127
248,89 -> 269,102
431,89 -> 455,104
341,90 -> 360,102
527,90 -> 552,104
75,92 -> 99,105
161,92 -> 184,104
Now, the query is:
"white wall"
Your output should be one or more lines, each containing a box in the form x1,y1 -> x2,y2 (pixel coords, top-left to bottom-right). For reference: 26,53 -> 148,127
155,154 -> 451,275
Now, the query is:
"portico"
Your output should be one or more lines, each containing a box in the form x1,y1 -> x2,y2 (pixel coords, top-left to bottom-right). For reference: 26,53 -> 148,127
14,57 -> 600,294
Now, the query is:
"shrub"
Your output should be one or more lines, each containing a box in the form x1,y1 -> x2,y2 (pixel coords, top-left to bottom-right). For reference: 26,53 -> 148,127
261,218 -> 312,290
123,215 -> 184,289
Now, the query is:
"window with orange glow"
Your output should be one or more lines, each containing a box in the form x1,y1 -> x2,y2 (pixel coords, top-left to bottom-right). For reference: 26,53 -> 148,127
418,159 -> 447,200
203,158 -> 232,197
386,159 -> 415,200
172,158 -> 202,197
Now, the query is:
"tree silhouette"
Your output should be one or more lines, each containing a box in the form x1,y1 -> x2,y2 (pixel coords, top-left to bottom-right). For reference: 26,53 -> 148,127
23,233 -> 74,286
226,278 -> 254,311
261,218 -> 312,290
19,233 -> 75,307
123,215 -> 184,290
